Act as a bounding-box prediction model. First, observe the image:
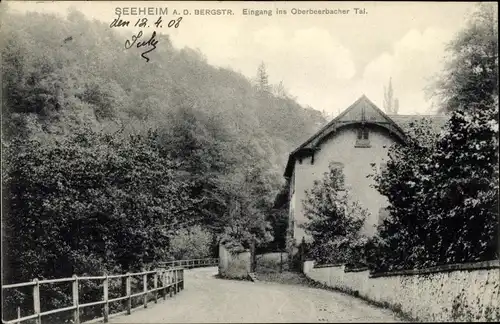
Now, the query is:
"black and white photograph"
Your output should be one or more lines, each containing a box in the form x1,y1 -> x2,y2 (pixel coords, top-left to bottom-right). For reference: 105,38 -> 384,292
1,1 -> 498,323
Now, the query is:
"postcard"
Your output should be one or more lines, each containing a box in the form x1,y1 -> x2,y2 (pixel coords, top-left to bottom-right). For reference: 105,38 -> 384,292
1,1 -> 498,323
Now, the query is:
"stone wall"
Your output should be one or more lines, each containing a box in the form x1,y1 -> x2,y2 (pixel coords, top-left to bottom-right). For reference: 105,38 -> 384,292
303,260 -> 500,322
218,243 -> 251,279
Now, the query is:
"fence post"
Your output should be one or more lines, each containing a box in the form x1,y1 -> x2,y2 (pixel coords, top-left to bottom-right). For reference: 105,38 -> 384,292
143,272 -> 147,308
126,273 -> 131,315
16,306 -> 20,324
169,271 -> 174,297
103,275 -> 109,323
252,236 -> 258,272
174,269 -> 178,294
153,272 -> 158,304
33,279 -> 41,324
178,269 -> 182,290
162,271 -> 167,300
72,275 -> 80,324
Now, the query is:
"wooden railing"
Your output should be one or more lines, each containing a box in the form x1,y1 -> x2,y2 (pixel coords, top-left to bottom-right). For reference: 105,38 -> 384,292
159,258 -> 219,269
1,267 -> 184,324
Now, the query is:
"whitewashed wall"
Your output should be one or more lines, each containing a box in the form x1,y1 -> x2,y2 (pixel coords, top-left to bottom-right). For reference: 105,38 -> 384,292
218,243 -> 251,279
304,260 -> 500,322
291,126 -> 395,241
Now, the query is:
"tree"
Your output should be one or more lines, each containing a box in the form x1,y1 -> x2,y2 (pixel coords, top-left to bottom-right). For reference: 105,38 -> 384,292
368,118 -> 441,271
369,3 -> 499,272
383,77 -> 394,113
77,78 -> 129,120
273,80 -> 297,100
424,101 -> 498,264
167,226 -> 214,260
2,125 -> 205,322
370,103 -> 498,272
393,98 -> 400,114
3,126 -> 202,278
265,182 -> 290,252
216,162 -> 277,249
383,77 -> 400,114
429,3 -> 498,113
301,163 -> 368,266
424,3 -> 499,263
256,61 -> 271,94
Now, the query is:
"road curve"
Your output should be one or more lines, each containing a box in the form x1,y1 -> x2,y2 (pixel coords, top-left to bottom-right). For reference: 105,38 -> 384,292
109,267 -> 403,323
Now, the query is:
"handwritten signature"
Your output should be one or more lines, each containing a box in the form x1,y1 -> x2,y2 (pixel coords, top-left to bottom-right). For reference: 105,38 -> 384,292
125,31 -> 158,62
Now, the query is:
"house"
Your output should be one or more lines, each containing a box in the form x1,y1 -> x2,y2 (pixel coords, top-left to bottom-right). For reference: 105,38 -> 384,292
283,95 -> 448,247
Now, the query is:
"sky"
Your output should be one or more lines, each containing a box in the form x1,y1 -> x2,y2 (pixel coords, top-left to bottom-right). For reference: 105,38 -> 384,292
6,1 -> 480,116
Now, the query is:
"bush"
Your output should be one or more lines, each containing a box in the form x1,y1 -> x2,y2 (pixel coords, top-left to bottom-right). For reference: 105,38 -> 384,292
301,162 -> 369,266
167,226 -> 214,260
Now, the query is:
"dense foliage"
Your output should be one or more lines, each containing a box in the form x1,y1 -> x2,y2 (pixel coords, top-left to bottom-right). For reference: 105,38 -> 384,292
301,163 -> 369,267
3,127 -> 202,281
430,3 -> 498,113
262,182 -> 291,253
368,4 -> 499,272
167,226 -> 214,260
1,6 -> 325,321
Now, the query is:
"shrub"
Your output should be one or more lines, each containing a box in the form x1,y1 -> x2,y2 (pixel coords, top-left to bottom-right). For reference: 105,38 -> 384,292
301,162 -> 369,266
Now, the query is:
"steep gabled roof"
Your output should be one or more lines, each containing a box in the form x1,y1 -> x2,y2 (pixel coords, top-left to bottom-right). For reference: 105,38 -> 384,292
283,95 -> 448,178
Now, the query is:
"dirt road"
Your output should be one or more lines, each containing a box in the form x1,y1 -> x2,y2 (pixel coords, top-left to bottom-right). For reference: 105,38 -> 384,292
109,267 -> 403,323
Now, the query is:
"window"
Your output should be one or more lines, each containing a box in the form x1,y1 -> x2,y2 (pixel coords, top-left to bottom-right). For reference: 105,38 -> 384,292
355,127 -> 371,147
357,128 -> 369,140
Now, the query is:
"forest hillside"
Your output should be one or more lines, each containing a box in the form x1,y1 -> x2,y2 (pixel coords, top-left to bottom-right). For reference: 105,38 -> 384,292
1,7 -> 326,288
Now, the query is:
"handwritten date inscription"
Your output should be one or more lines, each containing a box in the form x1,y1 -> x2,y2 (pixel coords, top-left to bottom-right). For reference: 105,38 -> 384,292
110,16 -> 182,62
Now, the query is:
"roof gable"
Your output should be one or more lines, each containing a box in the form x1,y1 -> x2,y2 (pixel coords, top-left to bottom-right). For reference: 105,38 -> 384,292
284,95 -> 448,178
336,95 -> 394,124
292,95 -> 407,153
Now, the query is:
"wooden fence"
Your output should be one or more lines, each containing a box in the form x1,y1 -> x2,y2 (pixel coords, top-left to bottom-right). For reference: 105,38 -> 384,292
1,267 -> 184,324
159,258 -> 219,269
